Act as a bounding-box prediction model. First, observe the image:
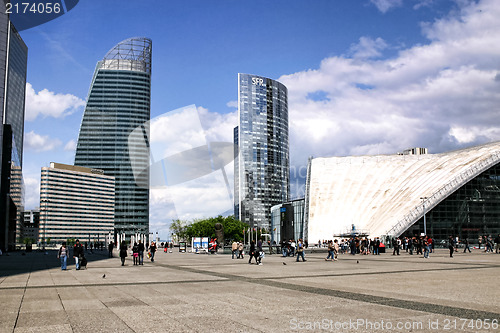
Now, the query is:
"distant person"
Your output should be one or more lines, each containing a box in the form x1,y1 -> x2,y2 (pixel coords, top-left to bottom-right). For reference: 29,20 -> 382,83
73,239 -> 84,270
132,242 -> 139,265
150,241 -> 157,262
448,236 -> 456,258
333,239 -> 339,261
237,242 -> 244,259
138,240 -> 145,265
495,234 -> 500,254
232,241 -> 238,259
248,240 -> 259,264
108,242 -> 114,258
119,241 -> 128,266
463,238 -> 471,253
267,240 -> 274,255
296,239 -> 306,262
325,241 -> 334,261
58,242 -> 68,270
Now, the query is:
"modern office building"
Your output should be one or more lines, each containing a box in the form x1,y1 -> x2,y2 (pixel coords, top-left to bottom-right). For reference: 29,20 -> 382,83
22,209 -> 39,243
74,37 -> 151,238
271,199 -> 305,243
39,163 -> 115,243
305,141 -> 500,243
234,74 -> 289,230
0,9 -> 28,251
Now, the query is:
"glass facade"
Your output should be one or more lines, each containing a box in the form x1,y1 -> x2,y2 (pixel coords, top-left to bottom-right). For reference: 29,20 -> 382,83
235,74 -> 289,230
0,11 -> 27,252
404,162 -> 500,244
75,38 -> 151,237
271,199 -> 305,243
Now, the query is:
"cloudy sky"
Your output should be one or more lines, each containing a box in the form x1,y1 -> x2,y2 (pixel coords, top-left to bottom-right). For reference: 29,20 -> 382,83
18,0 -> 500,239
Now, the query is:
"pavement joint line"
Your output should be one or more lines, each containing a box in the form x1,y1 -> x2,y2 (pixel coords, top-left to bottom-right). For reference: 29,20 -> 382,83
12,265 -> 31,333
0,278 -> 231,290
157,262 -> 500,321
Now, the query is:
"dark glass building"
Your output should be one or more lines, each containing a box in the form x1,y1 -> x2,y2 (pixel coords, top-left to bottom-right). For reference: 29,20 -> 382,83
0,8 -> 27,251
234,74 -> 289,230
75,37 -> 151,238
404,162 -> 500,244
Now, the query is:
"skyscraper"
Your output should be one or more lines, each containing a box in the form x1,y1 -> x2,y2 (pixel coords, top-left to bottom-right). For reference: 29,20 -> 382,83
0,8 -> 27,251
75,37 -> 151,238
234,73 -> 289,230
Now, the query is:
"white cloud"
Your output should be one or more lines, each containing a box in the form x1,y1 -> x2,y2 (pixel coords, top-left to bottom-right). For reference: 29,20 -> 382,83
350,37 -> 388,59
24,131 -> 62,152
25,83 -> 85,121
24,177 -> 40,209
279,0 -> 500,173
370,0 -> 403,13
226,100 -> 238,108
64,139 -> 76,151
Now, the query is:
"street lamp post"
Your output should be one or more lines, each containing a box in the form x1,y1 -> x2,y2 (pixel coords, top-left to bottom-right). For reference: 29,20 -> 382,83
420,197 -> 428,236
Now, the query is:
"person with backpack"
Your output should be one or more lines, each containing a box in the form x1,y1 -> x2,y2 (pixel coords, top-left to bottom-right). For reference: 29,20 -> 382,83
58,242 -> 68,270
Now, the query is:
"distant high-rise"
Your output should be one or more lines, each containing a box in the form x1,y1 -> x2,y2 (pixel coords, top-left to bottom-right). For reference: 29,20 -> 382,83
234,74 -> 289,230
0,9 -> 27,251
75,38 -> 151,238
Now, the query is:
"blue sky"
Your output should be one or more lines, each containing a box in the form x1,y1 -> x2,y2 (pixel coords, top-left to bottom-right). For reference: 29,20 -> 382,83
18,0 -> 500,239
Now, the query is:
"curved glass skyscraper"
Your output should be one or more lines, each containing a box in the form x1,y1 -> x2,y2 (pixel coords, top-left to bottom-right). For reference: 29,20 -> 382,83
234,74 -> 289,230
75,37 -> 151,237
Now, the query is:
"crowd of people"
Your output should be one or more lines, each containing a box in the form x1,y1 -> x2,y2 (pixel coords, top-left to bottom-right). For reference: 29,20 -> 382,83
56,233 -> 500,270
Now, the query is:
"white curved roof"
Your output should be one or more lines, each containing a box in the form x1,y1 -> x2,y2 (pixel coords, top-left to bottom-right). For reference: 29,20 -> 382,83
307,141 -> 500,240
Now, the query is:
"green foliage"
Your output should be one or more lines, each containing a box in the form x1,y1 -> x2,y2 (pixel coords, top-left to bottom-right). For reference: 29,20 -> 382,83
169,219 -> 188,241
185,215 -> 249,243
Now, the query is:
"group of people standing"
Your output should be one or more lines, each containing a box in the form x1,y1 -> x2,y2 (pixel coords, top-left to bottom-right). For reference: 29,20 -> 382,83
119,240 -> 156,266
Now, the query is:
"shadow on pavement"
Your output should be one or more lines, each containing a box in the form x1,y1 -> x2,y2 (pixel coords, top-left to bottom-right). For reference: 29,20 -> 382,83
0,249 -> 113,278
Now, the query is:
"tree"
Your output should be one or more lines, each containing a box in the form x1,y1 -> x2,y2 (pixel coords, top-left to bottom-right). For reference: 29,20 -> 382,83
169,219 -> 188,242
185,216 -> 248,244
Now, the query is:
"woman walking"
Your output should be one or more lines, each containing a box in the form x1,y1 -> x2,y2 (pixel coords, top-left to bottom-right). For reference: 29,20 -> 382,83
58,242 -> 68,270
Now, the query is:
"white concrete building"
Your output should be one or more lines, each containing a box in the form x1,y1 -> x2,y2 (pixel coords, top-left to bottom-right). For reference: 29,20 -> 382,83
305,142 -> 500,242
39,163 -> 115,243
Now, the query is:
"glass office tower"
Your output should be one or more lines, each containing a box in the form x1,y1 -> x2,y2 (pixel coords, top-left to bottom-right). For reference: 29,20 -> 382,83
234,74 -> 289,230
75,37 -> 151,238
0,9 -> 27,251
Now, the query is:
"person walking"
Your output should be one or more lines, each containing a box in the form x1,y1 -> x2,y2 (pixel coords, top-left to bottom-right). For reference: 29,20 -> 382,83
333,239 -> 339,261
231,241 -> 238,259
448,236 -> 456,258
268,240 -> 274,255
237,242 -> 244,259
132,242 -> 139,265
138,240 -> 145,265
248,240 -> 259,264
108,241 -> 114,258
58,242 -> 68,270
119,241 -> 128,266
325,241 -> 334,261
463,238 -> 471,253
150,241 -> 157,262
423,237 -> 430,258
73,239 -> 84,270
296,239 -> 306,262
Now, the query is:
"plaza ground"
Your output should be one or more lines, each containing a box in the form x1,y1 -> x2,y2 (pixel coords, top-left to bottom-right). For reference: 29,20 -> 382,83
0,247 -> 499,332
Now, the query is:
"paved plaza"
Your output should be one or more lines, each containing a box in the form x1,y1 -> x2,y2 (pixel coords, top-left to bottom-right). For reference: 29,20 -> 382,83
0,247 -> 499,332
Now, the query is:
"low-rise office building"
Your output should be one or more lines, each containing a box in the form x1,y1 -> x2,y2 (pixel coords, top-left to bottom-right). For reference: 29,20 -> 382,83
39,163 -> 115,244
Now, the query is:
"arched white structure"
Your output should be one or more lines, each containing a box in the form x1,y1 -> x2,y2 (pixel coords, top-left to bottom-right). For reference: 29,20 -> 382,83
306,141 -> 500,241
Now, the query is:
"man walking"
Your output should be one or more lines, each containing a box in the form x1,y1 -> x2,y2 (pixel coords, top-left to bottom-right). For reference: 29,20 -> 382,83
296,239 -> 306,262
73,239 -> 84,270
